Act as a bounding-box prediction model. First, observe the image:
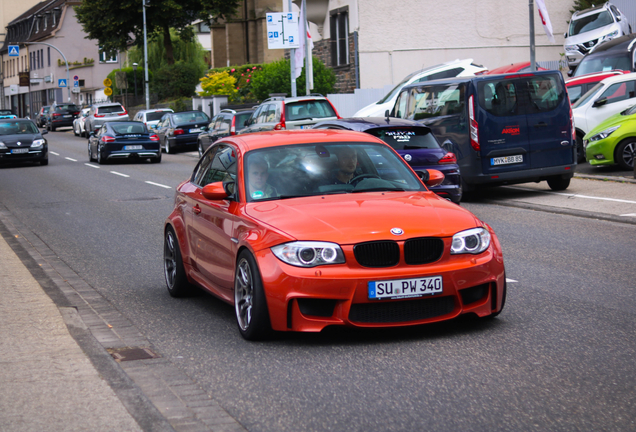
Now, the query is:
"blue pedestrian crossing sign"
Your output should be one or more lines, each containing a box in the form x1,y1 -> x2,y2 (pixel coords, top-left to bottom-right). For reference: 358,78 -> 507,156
58,79 -> 67,88
8,45 -> 19,57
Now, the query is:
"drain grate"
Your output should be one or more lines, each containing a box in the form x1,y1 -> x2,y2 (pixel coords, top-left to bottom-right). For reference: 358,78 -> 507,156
107,347 -> 160,362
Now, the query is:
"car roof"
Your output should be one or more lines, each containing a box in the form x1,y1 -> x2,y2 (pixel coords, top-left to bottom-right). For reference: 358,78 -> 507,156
401,69 -> 560,91
566,70 -> 629,85
219,129 -> 383,153
137,108 -> 173,113
315,117 -> 431,131
0,118 -> 33,123
585,71 -> 636,86
93,102 -> 124,107
485,62 -> 548,74
572,3 -> 609,19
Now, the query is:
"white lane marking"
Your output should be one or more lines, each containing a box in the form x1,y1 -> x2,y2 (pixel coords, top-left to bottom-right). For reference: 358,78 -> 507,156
110,171 -> 130,178
620,213 -> 636,217
145,181 -> 171,189
85,163 -> 99,169
50,151 -> 59,156
65,157 -> 78,162
506,278 -> 518,283
505,185 -> 636,205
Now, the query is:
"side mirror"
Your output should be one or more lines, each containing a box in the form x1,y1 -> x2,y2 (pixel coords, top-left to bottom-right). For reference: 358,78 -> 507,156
201,181 -> 229,200
592,98 -> 608,108
415,170 -> 430,182
423,169 -> 445,188
567,69 -> 574,78
564,32 -> 567,38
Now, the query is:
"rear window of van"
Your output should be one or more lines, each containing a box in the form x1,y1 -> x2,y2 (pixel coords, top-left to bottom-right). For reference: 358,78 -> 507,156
478,75 -> 562,116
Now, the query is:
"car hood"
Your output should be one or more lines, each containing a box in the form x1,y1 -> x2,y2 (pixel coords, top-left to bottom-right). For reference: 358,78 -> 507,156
566,23 -> 620,46
584,109 -> 636,138
0,134 -> 41,146
246,192 -> 480,244
353,101 -> 393,118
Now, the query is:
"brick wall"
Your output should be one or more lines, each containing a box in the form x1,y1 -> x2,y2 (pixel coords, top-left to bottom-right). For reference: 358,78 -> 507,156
312,32 -> 357,94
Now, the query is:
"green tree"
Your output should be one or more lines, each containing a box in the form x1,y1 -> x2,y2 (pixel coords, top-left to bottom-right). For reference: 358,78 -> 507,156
74,0 -> 239,65
106,66 -> 153,95
250,57 -> 336,100
152,61 -> 201,99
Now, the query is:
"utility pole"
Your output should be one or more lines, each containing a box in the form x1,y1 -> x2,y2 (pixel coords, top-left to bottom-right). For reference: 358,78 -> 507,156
529,0 -> 536,72
143,0 -> 150,109
288,0 -> 297,97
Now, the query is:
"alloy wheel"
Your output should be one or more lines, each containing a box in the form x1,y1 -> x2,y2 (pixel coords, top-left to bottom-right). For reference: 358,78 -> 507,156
234,258 -> 254,331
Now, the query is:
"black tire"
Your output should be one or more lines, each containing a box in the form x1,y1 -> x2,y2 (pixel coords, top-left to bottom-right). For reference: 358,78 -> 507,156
615,139 -> 636,171
151,152 -> 162,163
51,126 -> 56,132
198,141 -> 204,158
234,250 -> 271,341
40,158 -> 49,166
547,176 -> 570,191
163,227 -> 196,297
97,145 -> 106,165
576,134 -> 586,163
88,142 -> 94,162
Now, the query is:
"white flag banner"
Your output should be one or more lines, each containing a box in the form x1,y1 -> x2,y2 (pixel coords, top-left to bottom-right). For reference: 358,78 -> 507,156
536,0 -> 555,43
293,0 -> 314,80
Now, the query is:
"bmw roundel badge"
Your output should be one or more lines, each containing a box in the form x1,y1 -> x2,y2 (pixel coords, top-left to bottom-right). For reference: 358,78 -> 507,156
404,154 -> 412,161
390,227 -> 404,236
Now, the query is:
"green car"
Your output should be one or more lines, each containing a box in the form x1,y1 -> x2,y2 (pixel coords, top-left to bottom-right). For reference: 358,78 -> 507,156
584,105 -> 636,170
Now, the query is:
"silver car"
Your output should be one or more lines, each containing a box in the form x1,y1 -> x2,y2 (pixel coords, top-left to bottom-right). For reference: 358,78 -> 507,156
84,102 -> 130,135
564,2 -> 631,71
73,108 -> 90,138
239,95 -> 340,135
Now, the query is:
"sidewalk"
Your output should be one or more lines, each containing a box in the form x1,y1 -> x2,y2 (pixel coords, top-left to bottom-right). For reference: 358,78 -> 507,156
0,232 -> 143,431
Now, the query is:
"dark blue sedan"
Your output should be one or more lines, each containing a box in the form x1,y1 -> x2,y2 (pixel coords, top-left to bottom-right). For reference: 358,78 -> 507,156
313,117 -> 462,203
88,121 -> 161,164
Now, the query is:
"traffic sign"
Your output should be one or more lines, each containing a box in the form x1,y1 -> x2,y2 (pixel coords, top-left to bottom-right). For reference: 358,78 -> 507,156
73,80 -> 79,87
8,45 -> 19,57
103,78 -> 112,87
104,87 -> 113,96
58,79 -> 67,87
266,12 -> 299,49
73,75 -> 79,81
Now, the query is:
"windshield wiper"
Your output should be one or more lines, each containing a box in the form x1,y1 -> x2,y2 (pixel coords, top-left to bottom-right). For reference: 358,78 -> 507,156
351,187 -> 406,193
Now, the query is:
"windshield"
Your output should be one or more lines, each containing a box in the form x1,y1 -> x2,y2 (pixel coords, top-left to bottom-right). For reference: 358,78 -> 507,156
569,10 -> 614,36
97,105 -> 125,114
244,142 -> 425,202
367,127 -> 441,150
0,121 -> 39,135
574,52 -> 631,76
572,82 -> 603,108
55,104 -> 80,112
173,112 -> 209,123
112,123 -> 148,134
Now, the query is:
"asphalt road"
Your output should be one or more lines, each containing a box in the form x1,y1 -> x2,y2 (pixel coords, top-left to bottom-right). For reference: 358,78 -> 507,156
1,128 -> 635,431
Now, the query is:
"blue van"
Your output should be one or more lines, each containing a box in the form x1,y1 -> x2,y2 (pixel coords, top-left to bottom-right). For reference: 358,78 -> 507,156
390,70 -> 576,192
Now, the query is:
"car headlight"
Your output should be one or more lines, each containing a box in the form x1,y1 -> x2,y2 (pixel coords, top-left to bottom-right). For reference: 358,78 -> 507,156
589,125 -> 620,142
565,44 -> 577,51
451,227 -> 491,255
603,30 -> 619,40
0,141 -> 6,149
272,241 -> 345,267
30,139 -> 45,148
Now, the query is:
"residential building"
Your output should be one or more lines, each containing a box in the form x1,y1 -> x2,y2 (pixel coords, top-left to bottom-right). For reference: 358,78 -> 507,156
1,0 -> 128,117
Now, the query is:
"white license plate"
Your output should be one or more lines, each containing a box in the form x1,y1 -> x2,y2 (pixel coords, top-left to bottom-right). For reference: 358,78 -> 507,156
11,148 -> 29,154
124,145 -> 143,150
63,114 -> 72,118
368,276 -> 442,300
189,128 -> 201,133
491,155 -> 523,166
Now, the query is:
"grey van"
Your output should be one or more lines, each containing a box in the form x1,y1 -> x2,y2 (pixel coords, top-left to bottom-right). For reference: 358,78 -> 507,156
391,70 -> 576,192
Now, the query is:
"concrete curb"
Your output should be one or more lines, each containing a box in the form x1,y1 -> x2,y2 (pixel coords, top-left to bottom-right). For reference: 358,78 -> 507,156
574,173 -> 636,184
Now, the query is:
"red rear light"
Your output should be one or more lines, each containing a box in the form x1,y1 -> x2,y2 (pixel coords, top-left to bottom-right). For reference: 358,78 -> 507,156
275,102 -> 286,130
149,134 -> 159,141
118,108 -> 128,116
101,135 -> 115,143
468,95 -> 479,151
173,128 -> 184,135
94,114 -> 105,118
230,116 -> 237,135
439,152 -> 457,164
52,113 -> 61,117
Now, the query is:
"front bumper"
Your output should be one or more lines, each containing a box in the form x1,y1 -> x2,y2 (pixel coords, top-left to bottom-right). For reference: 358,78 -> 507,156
253,238 -> 505,333
585,138 -> 616,165
0,147 -> 48,164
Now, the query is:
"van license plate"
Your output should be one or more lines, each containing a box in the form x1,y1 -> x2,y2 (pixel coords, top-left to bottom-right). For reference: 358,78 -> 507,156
368,276 -> 442,300
491,155 -> 523,166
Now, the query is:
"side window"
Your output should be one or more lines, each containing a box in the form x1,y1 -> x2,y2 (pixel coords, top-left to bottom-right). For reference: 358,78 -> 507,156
478,80 -> 518,116
198,145 -> 237,193
257,104 -> 272,123
393,91 -> 408,118
248,106 -> 263,125
192,147 -> 217,186
218,115 -> 231,133
599,81 -> 636,104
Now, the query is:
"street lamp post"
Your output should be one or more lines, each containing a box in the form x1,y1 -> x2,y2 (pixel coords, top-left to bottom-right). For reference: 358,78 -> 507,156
24,41 -> 71,102
132,63 -> 138,103
143,0 -> 150,110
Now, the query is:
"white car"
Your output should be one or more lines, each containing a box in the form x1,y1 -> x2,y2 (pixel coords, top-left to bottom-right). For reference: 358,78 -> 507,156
133,108 -> 174,129
564,2 -> 631,72
73,108 -> 90,138
573,72 -> 636,145
352,59 -> 488,117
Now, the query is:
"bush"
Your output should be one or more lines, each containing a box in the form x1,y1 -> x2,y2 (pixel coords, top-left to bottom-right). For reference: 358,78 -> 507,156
198,71 -> 238,101
199,64 -> 263,102
106,67 -> 152,96
250,56 -> 336,100
169,97 -> 192,112
152,61 -> 201,100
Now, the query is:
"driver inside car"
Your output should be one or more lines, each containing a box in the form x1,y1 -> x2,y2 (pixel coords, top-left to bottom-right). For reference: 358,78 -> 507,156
247,155 -> 278,199
329,146 -> 359,184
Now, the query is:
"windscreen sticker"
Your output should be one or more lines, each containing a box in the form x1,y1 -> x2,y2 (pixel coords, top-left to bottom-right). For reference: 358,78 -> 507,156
385,130 -> 415,142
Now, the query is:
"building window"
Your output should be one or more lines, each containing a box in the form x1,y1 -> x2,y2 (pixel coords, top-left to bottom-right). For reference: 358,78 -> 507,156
199,22 -> 210,33
99,49 -> 117,63
330,8 -> 349,67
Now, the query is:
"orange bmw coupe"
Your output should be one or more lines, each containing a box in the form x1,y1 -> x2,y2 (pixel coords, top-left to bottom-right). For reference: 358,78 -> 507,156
164,130 -> 506,340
